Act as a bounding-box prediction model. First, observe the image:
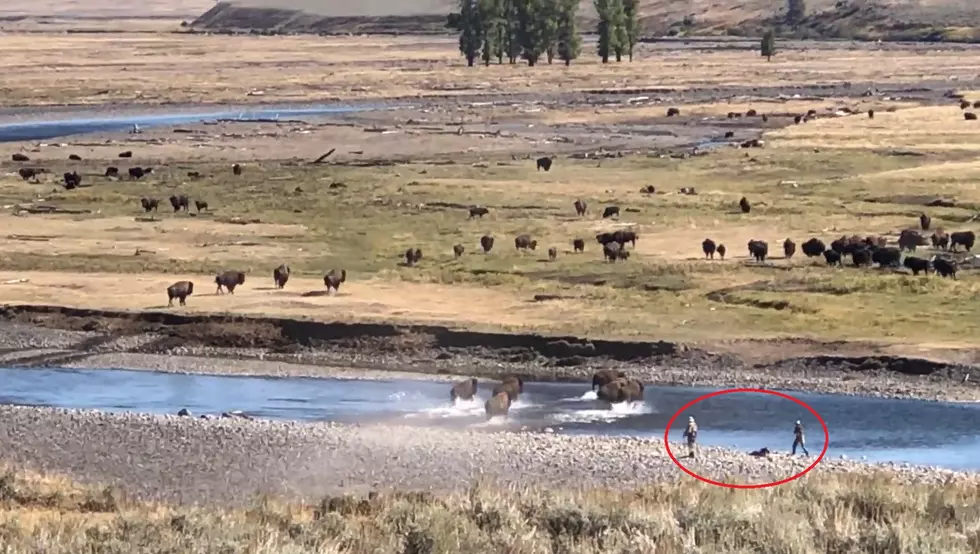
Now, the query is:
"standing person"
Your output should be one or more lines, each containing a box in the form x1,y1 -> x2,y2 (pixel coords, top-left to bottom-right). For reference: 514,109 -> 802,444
792,420 -> 809,456
683,416 -> 698,458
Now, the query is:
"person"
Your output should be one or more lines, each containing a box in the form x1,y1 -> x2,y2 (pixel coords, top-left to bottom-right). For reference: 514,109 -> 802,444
792,420 -> 809,456
683,416 -> 698,458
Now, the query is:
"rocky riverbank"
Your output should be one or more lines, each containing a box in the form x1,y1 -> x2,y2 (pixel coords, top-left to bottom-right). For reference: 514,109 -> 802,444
0,405 -> 973,506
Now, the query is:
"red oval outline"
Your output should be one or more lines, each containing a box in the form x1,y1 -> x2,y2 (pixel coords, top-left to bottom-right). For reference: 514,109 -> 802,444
663,387 -> 829,489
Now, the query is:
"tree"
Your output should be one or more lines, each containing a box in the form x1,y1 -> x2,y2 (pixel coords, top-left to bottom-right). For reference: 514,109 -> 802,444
761,28 -> 776,61
556,0 -> 581,65
612,0 -> 628,62
786,0 -> 805,25
622,0 -> 639,61
478,0 -> 503,65
457,0 -> 483,67
594,0 -> 624,63
513,0 -> 548,66
539,0 -> 560,64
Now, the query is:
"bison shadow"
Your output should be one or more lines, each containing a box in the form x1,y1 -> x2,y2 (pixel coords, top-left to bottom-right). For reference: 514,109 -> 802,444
252,286 -> 281,291
300,290 -> 345,297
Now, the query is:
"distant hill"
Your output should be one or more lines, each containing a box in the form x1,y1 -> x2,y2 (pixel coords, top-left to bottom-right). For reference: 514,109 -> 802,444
191,0 -> 980,42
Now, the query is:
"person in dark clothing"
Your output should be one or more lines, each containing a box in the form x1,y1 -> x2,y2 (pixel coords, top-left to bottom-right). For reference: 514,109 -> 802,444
792,420 -> 809,455
683,416 -> 698,458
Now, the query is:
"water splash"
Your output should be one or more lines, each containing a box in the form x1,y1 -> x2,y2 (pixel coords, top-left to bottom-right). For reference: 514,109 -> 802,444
551,400 -> 654,424
565,390 -> 598,402
403,397 -> 483,419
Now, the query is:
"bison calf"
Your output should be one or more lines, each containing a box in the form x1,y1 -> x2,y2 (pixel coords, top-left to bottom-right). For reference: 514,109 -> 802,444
717,244 -> 727,260
215,270 -> 246,294
273,264 -> 290,289
167,280 -> 194,307
195,200 -> 209,213
453,244 -> 465,259
324,269 -> 347,293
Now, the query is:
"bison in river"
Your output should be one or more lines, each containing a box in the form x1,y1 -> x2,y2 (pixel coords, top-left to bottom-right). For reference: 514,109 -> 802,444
450,378 -> 478,402
592,369 -> 627,391
536,156 -> 553,171
273,264 -> 290,289
480,235 -> 494,253
485,391 -> 511,419
324,269 -> 347,293
702,238 -> 717,259
167,281 -> 194,307
492,375 -> 523,402
597,378 -> 644,405
215,270 -> 246,294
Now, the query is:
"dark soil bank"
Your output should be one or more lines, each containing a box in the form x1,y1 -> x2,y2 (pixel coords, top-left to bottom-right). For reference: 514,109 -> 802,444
0,304 -> 977,402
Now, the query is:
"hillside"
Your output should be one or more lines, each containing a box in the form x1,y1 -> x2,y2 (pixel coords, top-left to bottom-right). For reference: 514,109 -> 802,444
191,0 -> 980,41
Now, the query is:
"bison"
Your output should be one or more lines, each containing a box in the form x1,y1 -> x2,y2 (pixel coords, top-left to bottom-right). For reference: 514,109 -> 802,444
640,185 -> 656,194
961,100 -> 972,110
903,256 -> 931,276
195,200 -> 209,213
852,248 -> 873,267
17,168 -> 42,182
574,199 -> 587,216
68,154 -> 82,161
232,163 -> 242,176
572,238 -> 585,253
783,238 -> 796,259
140,197 -> 159,212
169,195 -> 190,212
492,375 -> 523,402
717,244 -> 727,260
480,235 -> 494,253
11,153 -> 29,162
215,270 -> 246,294
515,234 -> 537,251
597,378 -> 644,404
469,206 -> 489,219
118,151 -> 133,158
898,229 -> 926,252
747,240 -> 768,262
666,107 -> 680,117
324,269 -> 347,293
62,171 -> 81,190
485,391 -> 511,419
603,243 -> 630,262
872,246 -> 902,268
702,238 -> 717,259
592,369 -> 627,391
920,213 -> 931,231
105,167 -> 120,178
950,231 -> 976,252
450,377 -> 478,403
453,244 -> 465,259
602,206 -> 620,219
931,232 -> 950,250
405,248 -> 423,266
824,250 -> 842,266
273,264 -> 290,289
739,197 -> 751,213
548,247 -> 557,261
166,280 -> 194,307
536,156 -> 553,171
967,112 -> 979,121
933,257 -> 957,279
801,238 -> 826,257
868,109 -> 874,119
128,167 -> 152,180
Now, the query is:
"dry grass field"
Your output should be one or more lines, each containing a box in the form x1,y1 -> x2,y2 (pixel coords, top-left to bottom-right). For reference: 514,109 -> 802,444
1,464 -> 979,554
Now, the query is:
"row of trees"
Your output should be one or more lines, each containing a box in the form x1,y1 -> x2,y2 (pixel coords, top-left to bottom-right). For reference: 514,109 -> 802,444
452,0 -> 639,66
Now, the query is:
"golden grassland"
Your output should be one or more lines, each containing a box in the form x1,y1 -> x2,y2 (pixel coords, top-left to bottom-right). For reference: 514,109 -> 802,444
3,34 -> 980,107
1,464 -> 979,553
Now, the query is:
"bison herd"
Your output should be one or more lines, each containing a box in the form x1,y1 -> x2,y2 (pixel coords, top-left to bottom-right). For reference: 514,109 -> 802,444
448,368 -> 645,420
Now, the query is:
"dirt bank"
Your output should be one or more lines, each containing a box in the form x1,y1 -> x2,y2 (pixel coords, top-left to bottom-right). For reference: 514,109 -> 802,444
1,303 -> 978,402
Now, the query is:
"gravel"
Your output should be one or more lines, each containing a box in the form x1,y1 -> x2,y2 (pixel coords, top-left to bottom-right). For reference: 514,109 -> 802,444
0,405 -> 974,506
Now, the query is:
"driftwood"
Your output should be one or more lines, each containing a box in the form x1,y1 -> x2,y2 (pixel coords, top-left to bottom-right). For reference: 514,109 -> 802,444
312,148 -> 336,164
214,118 -> 309,124
18,205 -> 91,215
134,248 -> 156,256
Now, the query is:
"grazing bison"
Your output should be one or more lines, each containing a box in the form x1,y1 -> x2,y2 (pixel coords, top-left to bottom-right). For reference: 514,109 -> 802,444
215,270 -> 246,294
453,244 -> 465,259
450,378 -> 478,402
273,264 -> 290,289
492,375 -> 523,402
801,238 -> 826,257
702,238 -> 717,259
872,246 -> 902,268
961,100 -> 972,109
166,280 -> 194,307
950,230 -> 976,252
485,391 -> 511,419
17,168 -> 42,182
324,269 -> 347,293
68,154 -> 82,161
920,213 -> 931,231
640,185 -> 656,194
592,369 -> 627,391
724,131 -> 735,139
783,238 -> 796,259
469,206 -> 489,219
747,240 -> 768,262
602,206 -> 620,219
11,153 -> 29,162
852,248 -> 873,267
195,200 -> 209,213
62,171 -> 81,190
169,195 -> 190,212
118,151 -> 133,158
548,247 -> 557,261
739,196 -> 751,213
933,257 -> 957,279
232,163 -> 242,176
515,234 -> 537,251
128,167 -> 150,179
597,378 -> 644,404
572,238 -> 585,252
666,107 -> 680,117
717,244 -> 727,260
140,197 -> 159,213
104,167 -> 120,178
824,250 -> 842,266
966,112 -> 978,121
974,101 -> 980,109
574,199 -> 587,216
931,231 -> 950,250
898,229 -> 926,252
405,248 -> 423,266
614,229 -> 638,248
603,243 -> 630,262
536,156 -> 553,171
903,256 -> 931,276
480,234 -> 494,253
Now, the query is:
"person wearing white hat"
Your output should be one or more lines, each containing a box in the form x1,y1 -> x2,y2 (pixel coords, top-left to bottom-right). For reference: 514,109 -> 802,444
792,420 -> 809,456
683,416 -> 698,458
